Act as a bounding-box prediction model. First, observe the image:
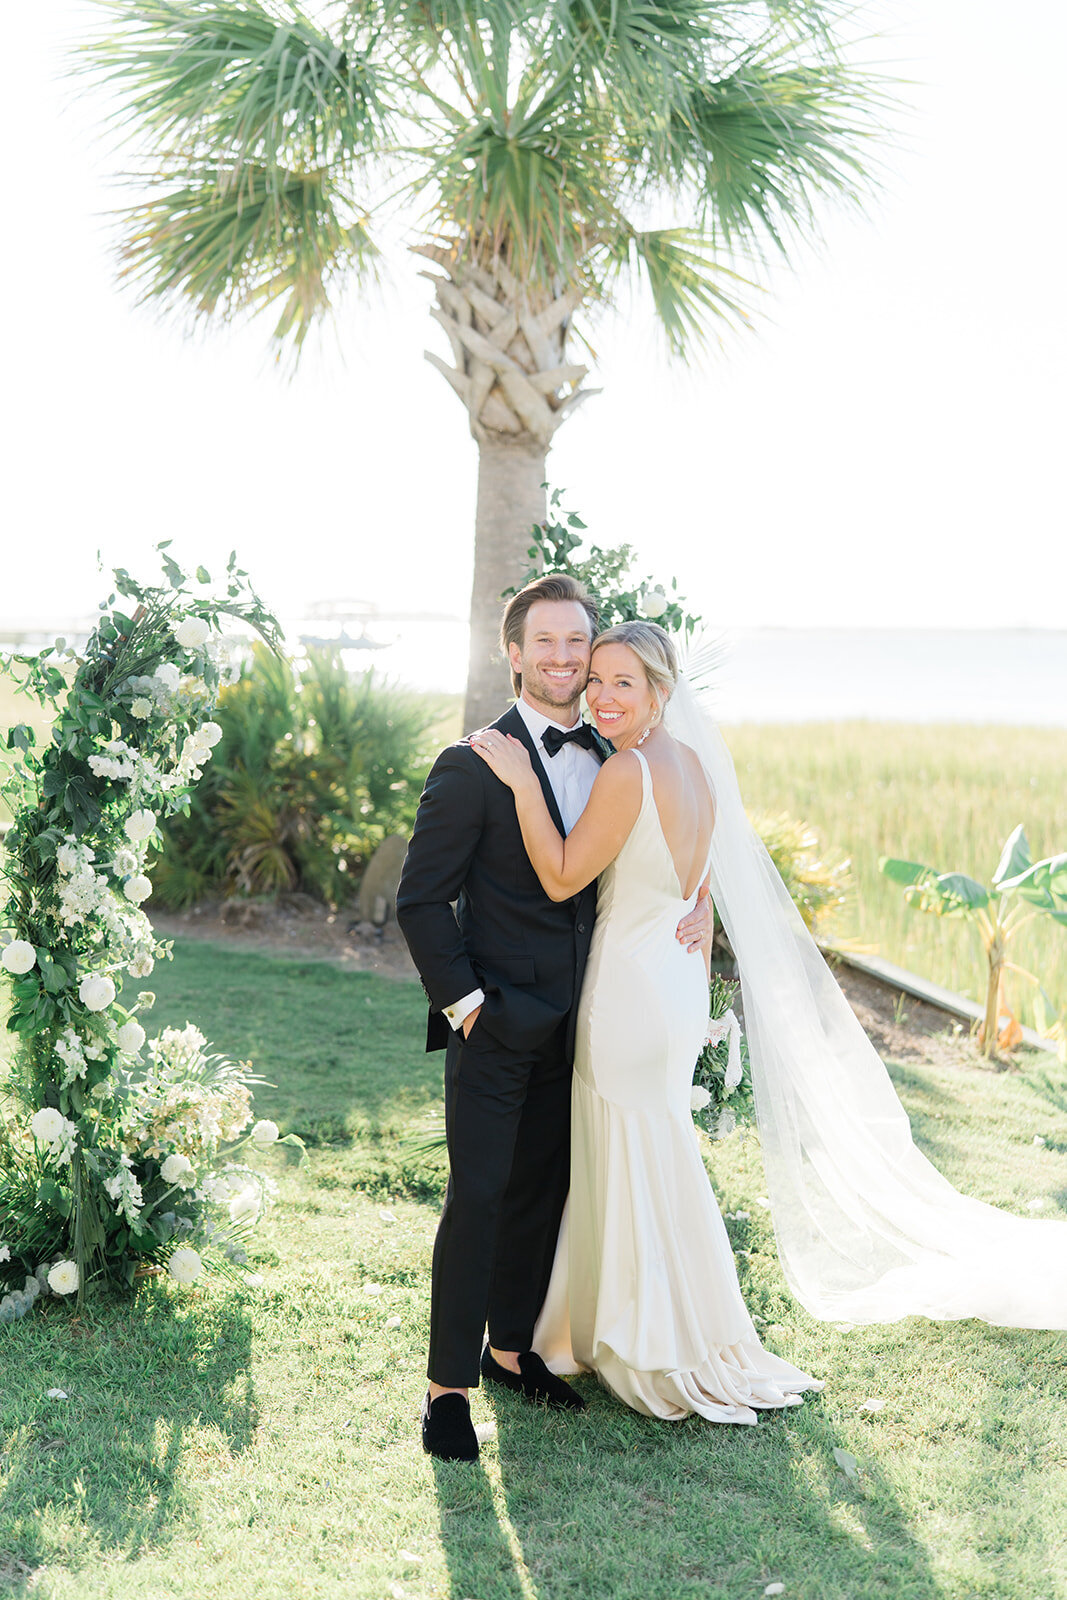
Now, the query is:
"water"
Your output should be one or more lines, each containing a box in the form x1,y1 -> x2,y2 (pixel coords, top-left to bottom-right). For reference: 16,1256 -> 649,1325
303,621 -> 1067,727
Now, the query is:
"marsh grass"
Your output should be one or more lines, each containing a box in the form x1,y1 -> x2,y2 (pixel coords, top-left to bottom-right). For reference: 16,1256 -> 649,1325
726,722 -> 1067,1031
1,944 -> 1066,1599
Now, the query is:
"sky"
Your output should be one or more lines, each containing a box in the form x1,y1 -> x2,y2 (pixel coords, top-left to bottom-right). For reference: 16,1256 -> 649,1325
3,0 -> 1065,643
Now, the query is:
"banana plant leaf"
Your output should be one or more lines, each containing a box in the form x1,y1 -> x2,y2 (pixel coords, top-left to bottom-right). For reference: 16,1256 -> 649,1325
998,852 -> 1067,912
992,824 -> 1032,886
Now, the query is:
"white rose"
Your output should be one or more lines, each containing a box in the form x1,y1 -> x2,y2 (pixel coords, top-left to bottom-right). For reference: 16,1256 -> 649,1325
116,1019 -> 146,1053
161,1153 -> 194,1185
79,974 -> 116,1012
250,1119 -> 279,1146
641,589 -> 668,619
172,617 -> 211,650
129,950 -> 155,979
123,875 -> 153,905
1,940 -> 37,975
195,721 -> 223,748
47,1260 -> 79,1295
168,1247 -> 203,1284
31,1107 -> 65,1142
690,1085 -> 712,1112
124,810 -> 158,843
130,697 -> 154,720
153,664 -> 181,692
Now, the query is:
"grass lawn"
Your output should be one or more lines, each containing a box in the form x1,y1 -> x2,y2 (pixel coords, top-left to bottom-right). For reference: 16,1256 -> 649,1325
2,942 -> 1067,1600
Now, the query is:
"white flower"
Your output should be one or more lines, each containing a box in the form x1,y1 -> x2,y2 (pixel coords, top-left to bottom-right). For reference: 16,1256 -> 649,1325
111,848 -> 138,878
172,617 -> 211,650
31,1107 -> 65,1143
123,875 -> 153,906
690,1085 -> 712,1112
641,588 -> 668,619
153,663 -> 181,692
129,949 -> 155,979
161,1153 -> 195,1187
129,697 -> 154,720
1033,1134 -> 1047,1147
195,720 -> 223,748
385,1314 -> 402,1330
0,1244 -> 10,1264
250,1119 -> 279,1146
137,990 -> 156,1009
79,974 -> 116,1012
228,1182 -> 261,1224
47,1260 -> 79,1296
124,810 -> 158,843
1,940 -> 37,975
168,1247 -> 203,1284
716,1109 -> 737,1139
116,1019 -> 146,1054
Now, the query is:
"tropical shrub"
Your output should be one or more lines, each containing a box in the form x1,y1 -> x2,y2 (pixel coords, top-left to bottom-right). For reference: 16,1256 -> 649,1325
152,645 -> 445,909
881,824 -> 1067,1057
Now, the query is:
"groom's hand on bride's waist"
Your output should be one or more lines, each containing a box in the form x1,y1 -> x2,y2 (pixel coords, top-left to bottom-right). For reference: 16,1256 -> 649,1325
677,884 -> 713,953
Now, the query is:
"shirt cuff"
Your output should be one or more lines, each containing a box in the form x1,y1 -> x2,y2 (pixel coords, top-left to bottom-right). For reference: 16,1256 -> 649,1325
443,988 -> 485,1030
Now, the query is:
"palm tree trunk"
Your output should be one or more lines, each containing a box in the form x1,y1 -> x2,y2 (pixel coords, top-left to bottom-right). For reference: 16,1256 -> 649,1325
464,440 -> 546,732
415,246 -> 599,729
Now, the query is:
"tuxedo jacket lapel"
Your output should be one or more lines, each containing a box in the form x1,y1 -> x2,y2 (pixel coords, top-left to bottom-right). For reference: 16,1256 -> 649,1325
496,704 -> 567,839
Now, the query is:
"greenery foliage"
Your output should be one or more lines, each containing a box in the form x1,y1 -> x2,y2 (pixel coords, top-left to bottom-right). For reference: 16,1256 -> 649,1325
151,645 -> 444,909
508,486 -> 705,637
0,552 -> 301,1302
691,972 -> 754,1139
881,825 -> 1067,1058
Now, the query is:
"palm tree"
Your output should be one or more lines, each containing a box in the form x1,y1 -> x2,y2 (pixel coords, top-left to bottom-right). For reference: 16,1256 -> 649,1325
87,0 -> 882,728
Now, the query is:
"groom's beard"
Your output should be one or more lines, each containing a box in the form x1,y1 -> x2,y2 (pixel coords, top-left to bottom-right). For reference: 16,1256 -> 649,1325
520,659 -> 588,716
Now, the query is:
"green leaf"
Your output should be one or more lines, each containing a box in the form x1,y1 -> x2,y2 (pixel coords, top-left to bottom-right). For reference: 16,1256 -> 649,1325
833,1446 -> 860,1481
999,853 -> 1067,910
196,566 -> 211,584
933,873 -> 990,912
879,857 -> 936,887
992,824 -> 1031,886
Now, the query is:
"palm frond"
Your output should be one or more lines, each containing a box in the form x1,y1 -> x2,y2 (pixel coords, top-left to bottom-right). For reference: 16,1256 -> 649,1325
118,160 -> 378,351
599,226 -> 758,355
86,0 -> 384,173
669,56 -> 882,254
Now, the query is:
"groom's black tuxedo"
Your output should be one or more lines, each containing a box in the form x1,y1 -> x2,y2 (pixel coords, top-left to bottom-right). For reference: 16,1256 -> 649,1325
397,703 -> 603,1387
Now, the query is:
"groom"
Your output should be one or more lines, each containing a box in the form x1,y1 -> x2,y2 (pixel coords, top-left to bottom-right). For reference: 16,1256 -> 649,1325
396,573 -> 711,1462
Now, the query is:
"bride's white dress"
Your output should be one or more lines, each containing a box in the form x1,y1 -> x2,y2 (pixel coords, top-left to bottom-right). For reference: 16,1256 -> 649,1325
534,751 -> 822,1422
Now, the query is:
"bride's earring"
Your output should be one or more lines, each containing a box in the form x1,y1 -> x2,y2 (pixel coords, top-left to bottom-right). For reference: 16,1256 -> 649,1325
636,726 -> 652,747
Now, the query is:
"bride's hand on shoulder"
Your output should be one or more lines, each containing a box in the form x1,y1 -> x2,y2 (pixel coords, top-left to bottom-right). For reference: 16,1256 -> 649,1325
469,729 -> 536,791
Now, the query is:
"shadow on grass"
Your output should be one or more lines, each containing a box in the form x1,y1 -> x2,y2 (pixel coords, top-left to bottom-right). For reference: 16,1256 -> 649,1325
479,1383 -> 940,1600
0,1289 -> 257,1593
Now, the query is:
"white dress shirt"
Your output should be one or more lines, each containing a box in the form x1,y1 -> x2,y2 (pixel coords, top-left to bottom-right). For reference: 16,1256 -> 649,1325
442,695 -> 601,1030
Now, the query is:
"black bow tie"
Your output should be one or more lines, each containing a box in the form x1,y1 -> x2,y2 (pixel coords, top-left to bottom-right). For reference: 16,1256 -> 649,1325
542,722 -> 599,758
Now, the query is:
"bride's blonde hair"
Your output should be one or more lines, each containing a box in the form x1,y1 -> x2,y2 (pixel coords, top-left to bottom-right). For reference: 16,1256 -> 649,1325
591,622 -> 678,718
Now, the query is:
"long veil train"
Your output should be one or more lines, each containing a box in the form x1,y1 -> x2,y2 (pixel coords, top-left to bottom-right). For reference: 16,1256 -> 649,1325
668,651 -> 1067,1330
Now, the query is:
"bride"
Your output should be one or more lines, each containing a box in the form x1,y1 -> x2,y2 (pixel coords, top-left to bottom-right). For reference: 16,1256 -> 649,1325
472,619 -> 1067,1420
472,621 -> 822,1421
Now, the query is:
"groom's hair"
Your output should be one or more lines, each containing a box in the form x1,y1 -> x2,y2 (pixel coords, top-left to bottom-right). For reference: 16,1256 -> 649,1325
500,574 -> 599,694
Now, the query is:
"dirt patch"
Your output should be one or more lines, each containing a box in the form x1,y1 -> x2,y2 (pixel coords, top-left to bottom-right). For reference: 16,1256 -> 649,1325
150,899 -> 985,1069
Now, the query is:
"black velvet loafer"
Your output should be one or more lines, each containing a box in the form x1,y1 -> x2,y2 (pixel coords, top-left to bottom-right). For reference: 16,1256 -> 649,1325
481,1347 -> 586,1411
421,1391 -> 479,1462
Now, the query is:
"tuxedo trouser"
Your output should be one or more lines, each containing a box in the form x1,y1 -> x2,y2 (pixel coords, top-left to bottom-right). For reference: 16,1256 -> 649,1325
427,1018 -> 571,1388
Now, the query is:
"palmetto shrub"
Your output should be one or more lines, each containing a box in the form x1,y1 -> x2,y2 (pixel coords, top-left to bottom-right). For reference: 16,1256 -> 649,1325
152,647 -> 443,909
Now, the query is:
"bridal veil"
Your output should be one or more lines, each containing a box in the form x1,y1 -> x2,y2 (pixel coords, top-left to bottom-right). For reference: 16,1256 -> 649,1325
666,651 -> 1067,1330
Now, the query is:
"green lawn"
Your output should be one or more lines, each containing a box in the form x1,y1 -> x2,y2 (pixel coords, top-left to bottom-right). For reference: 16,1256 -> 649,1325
2,943 -> 1066,1599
